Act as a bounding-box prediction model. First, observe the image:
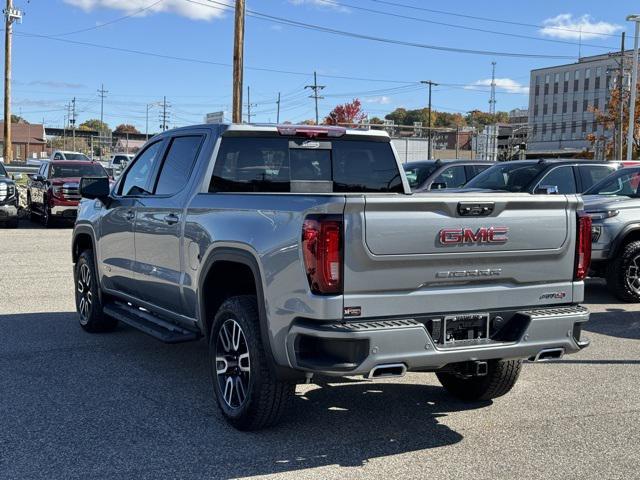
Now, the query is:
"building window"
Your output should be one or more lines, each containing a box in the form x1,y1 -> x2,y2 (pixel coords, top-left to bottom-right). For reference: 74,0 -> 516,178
583,99 -> 589,111
562,101 -> 567,113
542,124 -> 547,135
534,104 -> 539,116
595,67 -> 602,90
582,120 -> 587,133
561,121 -> 567,134
551,122 -> 556,137
574,70 -> 580,91
584,68 -> 590,90
543,103 -> 548,115
592,121 -> 598,133
594,97 -> 600,110
571,121 -> 577,134
533,124 -> 538,137
572,100 -> 578,113
535,84 -> 540,96
554,73 -> 559,94
564,71 -> 569,92
544,74 -> 550,95
553,102 -> 558,114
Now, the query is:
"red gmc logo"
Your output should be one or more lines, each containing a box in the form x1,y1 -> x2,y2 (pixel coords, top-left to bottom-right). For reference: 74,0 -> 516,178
439,227 -> 509,245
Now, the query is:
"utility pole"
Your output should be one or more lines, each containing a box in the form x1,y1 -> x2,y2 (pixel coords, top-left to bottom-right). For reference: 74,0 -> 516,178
232,0 -> 245,124
71,97 -> 77,151
159,96 -> 170,132
276,92 -> 281,124
420,80 -> 438,160
246,86 -> 256,123
3,0 -> 21,164
306,71 -> 325,125
627,15 -> 640,160
619,32 -> 626,160
98,83 -> 108,132
488,61 -> 497,161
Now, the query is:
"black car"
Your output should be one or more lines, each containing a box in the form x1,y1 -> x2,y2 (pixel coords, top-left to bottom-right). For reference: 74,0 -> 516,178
463,159 -> 620,194
0,162 -> 19,228
403,159 -> 493,192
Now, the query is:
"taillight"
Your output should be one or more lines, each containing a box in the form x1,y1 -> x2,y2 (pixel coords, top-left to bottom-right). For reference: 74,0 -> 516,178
277,125 -> 346,138
302,215 -> 343,295
575,212 -> 592,280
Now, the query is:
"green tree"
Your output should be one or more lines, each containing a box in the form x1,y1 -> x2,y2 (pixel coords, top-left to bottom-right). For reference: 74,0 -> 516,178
79,119 -> 110,133
10,114 -> 28,124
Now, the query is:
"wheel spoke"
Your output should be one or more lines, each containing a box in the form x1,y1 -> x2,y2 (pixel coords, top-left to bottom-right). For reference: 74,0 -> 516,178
235,377 -> 246,405
223,376 -> 234,406
232,321 -> 241,351
238,352 -> 250,373
86,291 -> 92,306
220,323 -> 232,352
216,356 -> 229,375
77,280 -> 84,293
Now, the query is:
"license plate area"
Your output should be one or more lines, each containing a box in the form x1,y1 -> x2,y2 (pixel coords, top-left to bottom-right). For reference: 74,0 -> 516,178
442,313 -> 490,345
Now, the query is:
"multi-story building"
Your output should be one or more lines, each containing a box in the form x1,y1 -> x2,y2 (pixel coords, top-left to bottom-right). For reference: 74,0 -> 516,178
528,52 -> 632,157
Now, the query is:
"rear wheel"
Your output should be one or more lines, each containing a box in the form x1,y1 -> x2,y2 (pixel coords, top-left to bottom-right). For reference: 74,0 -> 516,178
436,359 -> 522,401
75,250 -> 118,332
42,200 -> 53,228
209,295 -> 295,430
606,240 -> 640,302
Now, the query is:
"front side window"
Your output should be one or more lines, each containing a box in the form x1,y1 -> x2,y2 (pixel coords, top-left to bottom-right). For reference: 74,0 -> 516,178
465,162 -> 546,192
538,166 -> 576,194
210,137 -> 403,193
154,136 -> 204,196
432,165 -> 466,188
119,141 -> 164,196
586,169 -> 640,196
0,163 -> 7,177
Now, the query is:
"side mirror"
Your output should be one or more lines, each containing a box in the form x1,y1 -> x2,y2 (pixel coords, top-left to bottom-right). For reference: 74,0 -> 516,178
430,182 -> 448,190
80,176 -> 111,201
31,174 -> 45,182
11,173 -> 22,181
535,185 -> 559,195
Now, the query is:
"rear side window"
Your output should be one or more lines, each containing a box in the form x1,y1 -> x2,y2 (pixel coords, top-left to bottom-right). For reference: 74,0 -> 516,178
538,166 -> 577,194
154,136 -> 204,195
578,165 -> 616,191
210,137 -> 402,193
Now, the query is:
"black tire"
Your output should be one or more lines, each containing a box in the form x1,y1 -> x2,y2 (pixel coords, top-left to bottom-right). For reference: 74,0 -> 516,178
436,359 -> 522,401
606,240 -> 640,302
74,250 -> 118,333
42,198 -> 53,228
209,295 -> 294,430
27,194 -> 38,222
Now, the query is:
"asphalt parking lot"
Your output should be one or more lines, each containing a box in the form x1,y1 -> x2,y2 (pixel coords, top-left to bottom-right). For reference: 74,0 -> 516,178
1,222 -> 640,480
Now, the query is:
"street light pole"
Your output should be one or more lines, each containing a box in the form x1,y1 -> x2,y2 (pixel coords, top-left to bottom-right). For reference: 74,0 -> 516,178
626,15 -> 640,160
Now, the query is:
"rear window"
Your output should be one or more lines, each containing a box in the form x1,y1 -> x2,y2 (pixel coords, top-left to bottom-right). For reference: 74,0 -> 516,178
210,137 -> 403,193
63,153 -> 91,161
50,163 -> 107,178
465,162 -> 545,192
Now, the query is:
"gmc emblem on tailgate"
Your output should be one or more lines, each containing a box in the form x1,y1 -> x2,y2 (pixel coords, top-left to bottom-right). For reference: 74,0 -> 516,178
438,227 -> 509,245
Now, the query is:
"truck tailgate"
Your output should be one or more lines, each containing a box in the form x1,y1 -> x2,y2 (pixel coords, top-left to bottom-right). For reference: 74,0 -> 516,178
342,193 -> 582,318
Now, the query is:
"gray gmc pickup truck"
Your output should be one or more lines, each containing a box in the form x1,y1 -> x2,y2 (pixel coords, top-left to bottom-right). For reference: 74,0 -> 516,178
72,124 -> 591,430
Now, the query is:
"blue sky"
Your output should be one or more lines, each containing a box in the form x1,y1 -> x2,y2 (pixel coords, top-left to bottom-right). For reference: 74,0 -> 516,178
6,0 -> 639,131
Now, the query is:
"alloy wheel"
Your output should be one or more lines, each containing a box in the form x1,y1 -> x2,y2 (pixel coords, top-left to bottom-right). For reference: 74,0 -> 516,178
625,255 -> 640,295
215,318 -> 251,409
77,263 -> 93,324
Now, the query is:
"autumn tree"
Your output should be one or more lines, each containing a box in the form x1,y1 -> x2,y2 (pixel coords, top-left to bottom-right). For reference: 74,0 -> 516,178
114,124 -> 141,134
587,83 -> 640,159
79,119 -> 110,133
325,98 -> 367,126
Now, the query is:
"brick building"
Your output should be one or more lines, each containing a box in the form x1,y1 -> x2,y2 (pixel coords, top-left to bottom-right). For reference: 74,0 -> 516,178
0,122 -> 47,161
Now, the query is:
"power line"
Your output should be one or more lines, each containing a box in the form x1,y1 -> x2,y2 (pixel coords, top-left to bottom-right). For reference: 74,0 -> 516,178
52,0 -> 166,36
194,0 -> 578,59
367,0 -> 625,39
305,71 -> 325,124
314,0 -> 614,50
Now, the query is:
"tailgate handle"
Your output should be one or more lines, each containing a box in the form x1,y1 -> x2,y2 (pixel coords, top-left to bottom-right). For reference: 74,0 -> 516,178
457,202 -> 494,217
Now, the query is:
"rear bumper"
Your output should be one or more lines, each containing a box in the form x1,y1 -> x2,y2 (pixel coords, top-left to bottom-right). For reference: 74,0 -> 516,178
285,305 -> 589,376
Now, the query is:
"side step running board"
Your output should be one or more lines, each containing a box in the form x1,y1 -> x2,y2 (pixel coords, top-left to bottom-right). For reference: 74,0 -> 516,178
104,302 -> 200,344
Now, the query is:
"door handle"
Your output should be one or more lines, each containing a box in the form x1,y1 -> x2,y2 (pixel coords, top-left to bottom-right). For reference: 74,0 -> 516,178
125,210 -> 135,221
163,213 -> 180,225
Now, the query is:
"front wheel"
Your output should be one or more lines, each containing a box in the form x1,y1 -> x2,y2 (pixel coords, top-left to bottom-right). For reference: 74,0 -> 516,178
209,295 -> 295,430
606,240 -> 640,302
436,359 -> 522,401
75,250 -> 118,332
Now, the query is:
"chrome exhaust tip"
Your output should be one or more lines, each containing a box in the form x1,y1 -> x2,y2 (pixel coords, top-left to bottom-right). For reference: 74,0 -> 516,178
533,348 -> 565,362
366,363 -> 407,379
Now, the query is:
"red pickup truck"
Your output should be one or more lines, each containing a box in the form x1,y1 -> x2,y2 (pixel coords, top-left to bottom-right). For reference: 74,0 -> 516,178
27,160 -> 108,227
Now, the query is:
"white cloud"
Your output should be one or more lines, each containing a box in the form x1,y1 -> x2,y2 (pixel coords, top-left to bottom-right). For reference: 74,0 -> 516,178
539,14 -> 622,40
465,78 -> 529,95
363,96 -> 391,105
288,0 -> 349,13
64,0 -> 225,21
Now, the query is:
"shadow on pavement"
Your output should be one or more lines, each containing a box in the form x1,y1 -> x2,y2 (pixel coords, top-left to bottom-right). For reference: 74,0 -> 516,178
584,310 -> 640,340
0,312 -> 482,479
